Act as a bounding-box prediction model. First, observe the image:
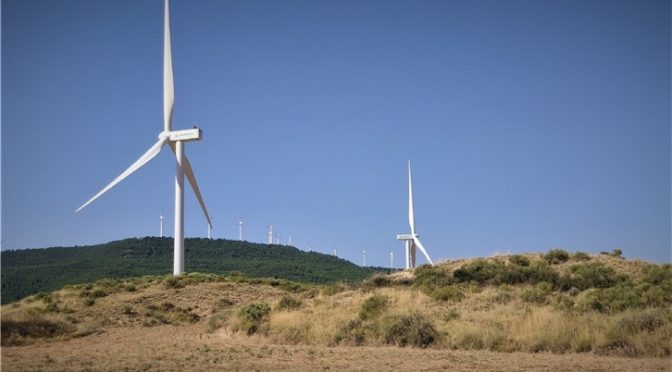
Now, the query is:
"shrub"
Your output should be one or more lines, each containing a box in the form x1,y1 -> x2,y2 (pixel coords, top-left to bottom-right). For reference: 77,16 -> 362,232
239,303 -> 271,335
641,264 -> 672,285
34,292 -> 53,304
382,313 -> 440,348
333,319 -> 367,346
617,309 -> 667,333
509,255 -> 530,267
543,249 -> 570,264
207,311 -> 231,333
90,289 -> 108,298
164,277 -> 185,289
364,274 -> 392,289
570,262 -> 628,290
84,298 -> 95,307
431,286 -> 464,302
359,294 -> 389,321
276,295 -> 303,311
521,282 -> 553,304
1,320 -> 74,346
413,265 -> 453,291
571,252 -> 591,261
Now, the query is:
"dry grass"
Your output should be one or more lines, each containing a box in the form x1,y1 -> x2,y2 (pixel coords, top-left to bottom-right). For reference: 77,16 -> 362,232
2,255 -> 671,370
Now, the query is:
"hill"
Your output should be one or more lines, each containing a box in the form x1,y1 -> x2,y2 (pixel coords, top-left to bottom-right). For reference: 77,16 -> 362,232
1,250 -> 671,370
1,237 -> 383,304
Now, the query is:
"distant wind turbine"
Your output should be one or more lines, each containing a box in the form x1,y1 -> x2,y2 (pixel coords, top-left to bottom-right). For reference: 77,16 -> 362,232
390,251 -> 394,268
396,160 -> 433,269
363,249 -> 367,267
160,214 -> 164,238
76,0 -> 211,276
267,225 -> 273,244
237,219 -> 243,240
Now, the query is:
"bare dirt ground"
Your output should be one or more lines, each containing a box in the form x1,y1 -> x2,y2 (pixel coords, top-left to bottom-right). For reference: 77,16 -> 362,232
2,325 -> 670,371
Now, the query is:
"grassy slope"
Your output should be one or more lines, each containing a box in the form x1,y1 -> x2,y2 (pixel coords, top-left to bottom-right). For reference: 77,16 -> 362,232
2,251 -> 671,362
1,237 -> 382,304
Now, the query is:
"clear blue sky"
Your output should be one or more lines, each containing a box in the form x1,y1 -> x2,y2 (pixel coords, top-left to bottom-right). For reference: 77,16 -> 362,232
2,0 -> 670,266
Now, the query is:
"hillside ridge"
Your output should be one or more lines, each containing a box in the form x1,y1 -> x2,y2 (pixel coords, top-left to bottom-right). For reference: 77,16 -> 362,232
1,237 -> 383,304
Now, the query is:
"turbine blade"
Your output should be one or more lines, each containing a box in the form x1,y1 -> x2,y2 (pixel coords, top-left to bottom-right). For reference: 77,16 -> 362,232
76,137 -> 167,212
408,160 -> 415,235
169,143 -> 212,228
163,0 -> 174,132
412,236 -> 433,266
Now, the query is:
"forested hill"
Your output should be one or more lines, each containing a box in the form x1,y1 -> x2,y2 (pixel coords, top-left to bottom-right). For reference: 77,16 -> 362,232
1,237 -> 382,304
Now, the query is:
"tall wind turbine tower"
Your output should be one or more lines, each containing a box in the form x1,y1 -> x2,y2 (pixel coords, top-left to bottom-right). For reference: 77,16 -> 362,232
396,160 -> 434,269
237,219 -> 243,240
362,249 -> 367,266
390,251 -> 394,268
207,217 -> 213,239
76,0 -> 212,276
267,225 -> 273,244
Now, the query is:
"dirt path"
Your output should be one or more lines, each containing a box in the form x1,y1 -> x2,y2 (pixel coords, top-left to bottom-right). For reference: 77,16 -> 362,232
2,325 -> 670,371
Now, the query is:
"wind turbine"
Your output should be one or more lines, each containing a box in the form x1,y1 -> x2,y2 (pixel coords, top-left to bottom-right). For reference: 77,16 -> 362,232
160,214 -> 164,238
362,249 -> 367,266
76,0 -> 212,276
267,225 -> 273,244
396,160 -> 433,269
390,251 -> 394,269
207,217 -> 213,239
237,219 -> 243,240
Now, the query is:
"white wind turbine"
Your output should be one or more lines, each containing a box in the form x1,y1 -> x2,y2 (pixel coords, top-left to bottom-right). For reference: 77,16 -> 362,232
76,0 -> 211,276
237,219 -> 243,240
396,160 -> 434,269
160,214 -> 164,237
267,225 -> 273,244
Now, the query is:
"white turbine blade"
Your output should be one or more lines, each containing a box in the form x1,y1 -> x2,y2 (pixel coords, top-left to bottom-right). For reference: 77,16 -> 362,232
408,160 -> 415,233
169,143 -> 212,228
163,0 -> 174,132
76,137 -> 168,212
412,236 -> 433,266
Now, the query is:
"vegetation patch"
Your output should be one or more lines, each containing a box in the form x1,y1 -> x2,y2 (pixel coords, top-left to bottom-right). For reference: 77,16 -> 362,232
382,313 -> 440,348
1,320 -> 74,346
358,294 -> 389,321
276,295 -> 303,311
239,303 -> 271,335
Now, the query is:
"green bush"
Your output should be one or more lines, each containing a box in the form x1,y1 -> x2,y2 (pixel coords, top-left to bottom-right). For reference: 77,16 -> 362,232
641,264 -> 672,285
364,274 -> 392,288
239,303 -> 271,335
33,292 -> 53,303
570,262 -> 628,290
276,295 -> 303,311
571,252 -> 591,262
509,255 -> 530,267
543,249 -> 570,264
359,294 -> 389,321
163,277 -> 185,289
383,313 -> 440,348
431,286 -> 464,302
521,282 -> 553,304
413,265 -> 453,291
333,319 -> 367,346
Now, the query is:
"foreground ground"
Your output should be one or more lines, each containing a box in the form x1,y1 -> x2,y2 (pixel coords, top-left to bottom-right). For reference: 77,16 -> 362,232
3,324 -> 670,371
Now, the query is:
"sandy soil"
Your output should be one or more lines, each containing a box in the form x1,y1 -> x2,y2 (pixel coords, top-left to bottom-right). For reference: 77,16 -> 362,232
2,325 -> 670,371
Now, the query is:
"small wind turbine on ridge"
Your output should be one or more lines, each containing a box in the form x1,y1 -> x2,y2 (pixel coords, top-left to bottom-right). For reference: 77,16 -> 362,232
76,0 -> 211,276
237,219 -> 243,240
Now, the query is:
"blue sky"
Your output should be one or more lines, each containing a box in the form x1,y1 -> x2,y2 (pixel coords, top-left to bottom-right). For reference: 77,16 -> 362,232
2,0 -> 670,266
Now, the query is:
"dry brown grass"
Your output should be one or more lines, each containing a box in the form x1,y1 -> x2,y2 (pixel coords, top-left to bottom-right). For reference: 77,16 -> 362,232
2,254 -> 671,370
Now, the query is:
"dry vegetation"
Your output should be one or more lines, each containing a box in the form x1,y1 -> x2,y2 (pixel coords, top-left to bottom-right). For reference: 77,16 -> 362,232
2,252 -> 671,371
